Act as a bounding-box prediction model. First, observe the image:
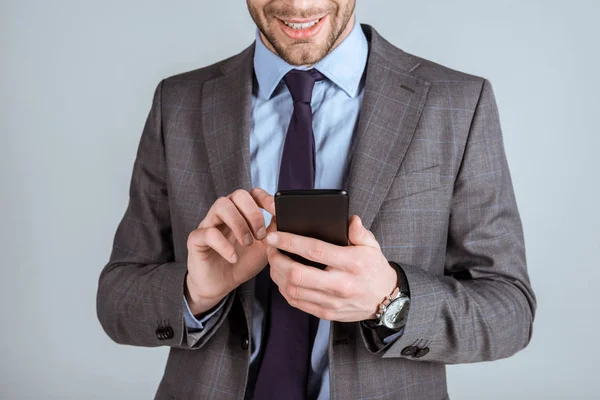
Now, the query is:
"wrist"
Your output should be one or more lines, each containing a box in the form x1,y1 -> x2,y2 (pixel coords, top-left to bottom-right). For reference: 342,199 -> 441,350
388,261 -> 410,296
365,261 -> 399,320
364,260 -> 411,328
184,273 -> 227,316
383,260 -> 399,297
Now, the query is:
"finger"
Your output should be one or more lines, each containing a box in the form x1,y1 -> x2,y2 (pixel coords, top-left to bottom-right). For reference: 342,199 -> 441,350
200,196 -> 255,247
348,215 -> 379,248
265,231 -> 353,268
278,292 -> 335,321
249,187 -> 276,217
280,284 -> 344,311
267,247 -> 336,293
259,216 -> 277,252
266,215 -> 277,233
228,189 -> 268,240
188,226 -> 238,263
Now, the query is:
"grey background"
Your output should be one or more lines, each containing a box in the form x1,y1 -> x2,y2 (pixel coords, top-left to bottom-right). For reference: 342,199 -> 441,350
1,0 -> 597,399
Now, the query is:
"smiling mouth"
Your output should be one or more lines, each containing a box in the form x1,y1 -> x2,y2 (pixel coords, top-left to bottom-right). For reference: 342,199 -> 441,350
276,15 -> 327,40
281,18 -> 322,30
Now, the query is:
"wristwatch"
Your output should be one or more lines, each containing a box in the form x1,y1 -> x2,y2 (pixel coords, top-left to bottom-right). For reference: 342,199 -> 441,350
362,262 -> 410,332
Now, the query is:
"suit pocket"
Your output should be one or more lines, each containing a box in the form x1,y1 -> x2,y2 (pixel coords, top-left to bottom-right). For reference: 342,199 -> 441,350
383,164 -> 442,203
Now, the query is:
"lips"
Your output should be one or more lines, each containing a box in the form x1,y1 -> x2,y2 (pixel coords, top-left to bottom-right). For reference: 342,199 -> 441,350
277,15 -> 328,40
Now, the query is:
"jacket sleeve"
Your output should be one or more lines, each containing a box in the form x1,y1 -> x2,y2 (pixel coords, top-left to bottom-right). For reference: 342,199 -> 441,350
360,79 -> 536,363
96,80 -> 234,349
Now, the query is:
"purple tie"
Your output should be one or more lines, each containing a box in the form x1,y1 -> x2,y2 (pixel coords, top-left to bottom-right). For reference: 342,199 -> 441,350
252,69 -> 325,400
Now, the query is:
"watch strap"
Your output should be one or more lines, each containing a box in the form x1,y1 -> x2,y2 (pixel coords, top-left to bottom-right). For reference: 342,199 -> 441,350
361,318 -> 403,336
375,324 -> 403,337
389,261 -> 410,296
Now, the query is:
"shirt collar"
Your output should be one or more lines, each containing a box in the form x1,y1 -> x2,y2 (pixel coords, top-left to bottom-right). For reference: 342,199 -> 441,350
253,16 -> 368,100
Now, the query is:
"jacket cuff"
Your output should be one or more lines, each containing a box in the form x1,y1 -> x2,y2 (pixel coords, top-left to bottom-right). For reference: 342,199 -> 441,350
378,262 -> 439,359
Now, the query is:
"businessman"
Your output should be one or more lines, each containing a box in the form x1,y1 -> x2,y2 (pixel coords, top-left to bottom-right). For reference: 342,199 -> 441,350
97,1 -> 536,399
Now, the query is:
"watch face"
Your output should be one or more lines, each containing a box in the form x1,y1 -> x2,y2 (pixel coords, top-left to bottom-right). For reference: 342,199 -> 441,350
384,297 -> 410,329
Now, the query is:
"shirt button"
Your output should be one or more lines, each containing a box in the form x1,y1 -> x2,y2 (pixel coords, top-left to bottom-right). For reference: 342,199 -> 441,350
241,336 -> 249,350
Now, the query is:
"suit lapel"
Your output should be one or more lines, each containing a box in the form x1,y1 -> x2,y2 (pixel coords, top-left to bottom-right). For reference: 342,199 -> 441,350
202,45 -> 256,333
330,27 -> 431,397
345,26 -> 431,231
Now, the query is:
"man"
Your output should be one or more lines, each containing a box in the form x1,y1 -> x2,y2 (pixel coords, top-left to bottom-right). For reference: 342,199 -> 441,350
97,0 -> 536,399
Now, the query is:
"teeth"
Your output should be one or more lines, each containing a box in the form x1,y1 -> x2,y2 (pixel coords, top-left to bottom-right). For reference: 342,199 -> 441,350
283,19 -> 320,30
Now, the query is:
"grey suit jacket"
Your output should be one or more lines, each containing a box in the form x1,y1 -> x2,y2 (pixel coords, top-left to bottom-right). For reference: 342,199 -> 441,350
97,24 -> 536,400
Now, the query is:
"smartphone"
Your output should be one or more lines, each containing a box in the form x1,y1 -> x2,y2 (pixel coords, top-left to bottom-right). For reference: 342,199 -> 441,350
274,189 -> 349,269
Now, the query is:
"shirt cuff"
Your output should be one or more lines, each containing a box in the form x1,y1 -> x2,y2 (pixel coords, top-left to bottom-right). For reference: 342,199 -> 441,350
183,295 -> 228,331
382,328 -> 404,345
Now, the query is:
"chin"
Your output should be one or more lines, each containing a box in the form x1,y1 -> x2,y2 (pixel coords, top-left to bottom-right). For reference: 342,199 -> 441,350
271,31 -> 332,65
282,44 -> 328,66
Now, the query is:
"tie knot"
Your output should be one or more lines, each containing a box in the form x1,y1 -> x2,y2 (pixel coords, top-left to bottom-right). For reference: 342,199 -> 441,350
283,68 -> 325,103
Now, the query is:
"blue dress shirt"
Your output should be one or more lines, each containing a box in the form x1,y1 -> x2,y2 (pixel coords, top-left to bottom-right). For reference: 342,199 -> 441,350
183,17 -> 402,399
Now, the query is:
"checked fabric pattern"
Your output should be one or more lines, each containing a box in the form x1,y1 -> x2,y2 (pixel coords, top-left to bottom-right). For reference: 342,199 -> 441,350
97,24 -> 535,400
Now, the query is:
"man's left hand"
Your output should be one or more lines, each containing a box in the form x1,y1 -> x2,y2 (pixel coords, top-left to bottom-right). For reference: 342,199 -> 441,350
263,215 -> 398,322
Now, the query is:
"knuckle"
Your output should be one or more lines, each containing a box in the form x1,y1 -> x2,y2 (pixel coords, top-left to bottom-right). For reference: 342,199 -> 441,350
330,299 -> 343,311
203,227 -> 220,244
351,258 -> 364,271
187,230 -> 199,246
287,285 -> 300,300
289,297 -> 299,308
252,215 -> 265,231
277,235 -> 289,248
338,280 -> 355,298
215,196 -> 231,208
230,188 -> 248,201
307,244 -> 324,259
321,309 -> 335,321
289,268 -> 303,286
188,229 -> 200,243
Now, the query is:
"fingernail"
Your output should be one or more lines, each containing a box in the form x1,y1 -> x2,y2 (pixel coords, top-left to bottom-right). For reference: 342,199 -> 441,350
244,233 -> 253,246
231,253 -> 238,263
266,233 -> 278,245
256,227 -> 267,240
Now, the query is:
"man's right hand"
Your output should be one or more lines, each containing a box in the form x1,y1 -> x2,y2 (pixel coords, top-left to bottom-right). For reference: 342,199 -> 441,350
184,188 -> 276,316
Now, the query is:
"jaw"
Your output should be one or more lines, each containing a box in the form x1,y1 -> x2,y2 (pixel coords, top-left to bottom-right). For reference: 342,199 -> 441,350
256,5 -> 355,66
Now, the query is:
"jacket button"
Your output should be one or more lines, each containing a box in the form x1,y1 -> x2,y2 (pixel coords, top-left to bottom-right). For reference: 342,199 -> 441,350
155,326 -> 174,341
414,347 -> 430,358
241,336 -> 249,350
401,346 -> 417,357
164,326 -> 174,340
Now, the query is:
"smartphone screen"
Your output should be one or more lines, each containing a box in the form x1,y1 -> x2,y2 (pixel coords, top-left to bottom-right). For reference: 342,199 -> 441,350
274,189 -> 349,269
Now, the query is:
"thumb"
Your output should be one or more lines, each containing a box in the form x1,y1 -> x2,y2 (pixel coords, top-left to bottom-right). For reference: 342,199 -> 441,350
348,215 -> 379,248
